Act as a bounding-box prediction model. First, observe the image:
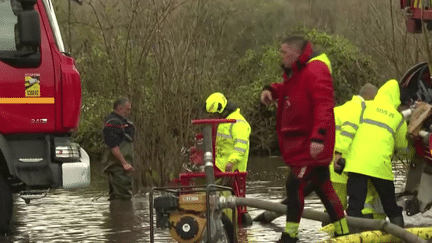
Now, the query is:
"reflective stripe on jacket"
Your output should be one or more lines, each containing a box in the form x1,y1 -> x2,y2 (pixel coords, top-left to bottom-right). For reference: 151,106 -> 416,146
330,95 -> 365,184
343,80 -> 408,180
215,108 -> 251,172
334,96 -> 366,155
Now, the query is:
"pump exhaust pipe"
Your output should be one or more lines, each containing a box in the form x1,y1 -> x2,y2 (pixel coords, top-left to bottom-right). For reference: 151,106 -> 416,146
219,196 -> 428,243
200,125 -> 231,242
203,125 -> 215,185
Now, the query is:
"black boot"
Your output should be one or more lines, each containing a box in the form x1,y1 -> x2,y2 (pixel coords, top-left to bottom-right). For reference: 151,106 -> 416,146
389,216 -> 405,228
276,232 -> 298,243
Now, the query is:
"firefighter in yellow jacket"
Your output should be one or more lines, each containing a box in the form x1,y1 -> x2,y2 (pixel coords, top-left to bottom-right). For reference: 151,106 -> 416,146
332,84 -> 377,210
333,84 -> 386,220
205,92 -> 252,231
205,92 -> 251,173
337,80 -> 408,228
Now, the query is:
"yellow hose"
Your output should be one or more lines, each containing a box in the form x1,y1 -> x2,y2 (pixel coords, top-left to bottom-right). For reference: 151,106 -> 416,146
320,226 -> 432,243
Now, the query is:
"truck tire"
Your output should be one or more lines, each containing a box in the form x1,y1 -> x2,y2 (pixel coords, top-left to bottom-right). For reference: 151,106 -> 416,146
0,172 -> 13,234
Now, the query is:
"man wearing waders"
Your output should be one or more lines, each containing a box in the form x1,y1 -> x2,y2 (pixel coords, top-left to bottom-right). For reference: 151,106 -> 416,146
101,97 -> 135,201
260,36 -> 349,243
339,80 -> 408,229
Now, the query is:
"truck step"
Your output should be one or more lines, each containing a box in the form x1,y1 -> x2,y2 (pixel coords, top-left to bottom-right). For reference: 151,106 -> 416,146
19,189 -> 49,204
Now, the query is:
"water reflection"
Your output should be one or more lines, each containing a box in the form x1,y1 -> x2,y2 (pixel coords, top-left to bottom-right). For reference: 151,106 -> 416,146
5,186 -> 110,243
0,158 -> 428,243
105,200 -> 137,242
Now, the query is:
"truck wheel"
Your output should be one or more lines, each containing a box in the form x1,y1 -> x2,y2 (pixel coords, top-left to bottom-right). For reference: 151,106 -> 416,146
0,173 -> 13,234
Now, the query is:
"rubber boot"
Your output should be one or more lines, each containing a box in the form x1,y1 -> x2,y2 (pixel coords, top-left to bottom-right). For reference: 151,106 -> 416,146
276,232 -> 298,243
389,216 -> 405,228
333,218 -> 350,237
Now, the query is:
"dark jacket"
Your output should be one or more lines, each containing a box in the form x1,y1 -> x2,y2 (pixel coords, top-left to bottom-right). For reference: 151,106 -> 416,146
101,112 -> 135,171
103,112 -> 134,148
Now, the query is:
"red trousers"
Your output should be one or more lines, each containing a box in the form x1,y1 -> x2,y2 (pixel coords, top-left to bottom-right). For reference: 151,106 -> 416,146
285,166 -> 345,223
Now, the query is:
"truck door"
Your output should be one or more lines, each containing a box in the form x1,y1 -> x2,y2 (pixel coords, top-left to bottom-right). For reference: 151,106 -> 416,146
0,0 -> 55,135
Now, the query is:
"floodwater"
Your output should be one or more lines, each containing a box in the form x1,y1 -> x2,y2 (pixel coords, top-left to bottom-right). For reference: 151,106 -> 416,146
0,157 -> 431,243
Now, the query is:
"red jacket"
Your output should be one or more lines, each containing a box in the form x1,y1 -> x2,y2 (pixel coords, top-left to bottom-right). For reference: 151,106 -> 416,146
268,42 -> 335,167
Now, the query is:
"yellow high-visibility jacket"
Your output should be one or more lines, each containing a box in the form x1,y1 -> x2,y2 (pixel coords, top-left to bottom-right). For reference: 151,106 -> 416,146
342,80 -> 408,181
330,95 -> 366,184
215,108 -> 251,172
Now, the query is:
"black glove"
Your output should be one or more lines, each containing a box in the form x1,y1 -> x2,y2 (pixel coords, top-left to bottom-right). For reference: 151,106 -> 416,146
334,158 -> 346,175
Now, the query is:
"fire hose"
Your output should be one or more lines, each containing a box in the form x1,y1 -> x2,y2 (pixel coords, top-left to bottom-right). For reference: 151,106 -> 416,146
218,196 -> 428,243
152,115 -> 431,243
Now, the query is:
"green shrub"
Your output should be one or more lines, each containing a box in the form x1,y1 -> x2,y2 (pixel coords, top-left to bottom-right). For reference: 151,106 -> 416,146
222,26 -> 380,155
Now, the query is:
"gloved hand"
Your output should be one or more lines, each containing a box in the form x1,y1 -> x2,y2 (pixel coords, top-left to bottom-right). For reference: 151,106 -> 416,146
334,157 -> 345,175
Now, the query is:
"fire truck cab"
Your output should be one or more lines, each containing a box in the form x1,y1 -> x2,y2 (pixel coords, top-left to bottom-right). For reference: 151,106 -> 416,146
401,0 -> 432,33
0,0 -> 90,233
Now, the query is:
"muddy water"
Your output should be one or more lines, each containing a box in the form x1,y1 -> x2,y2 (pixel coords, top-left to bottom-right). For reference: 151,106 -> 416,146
0,157 -> 430,243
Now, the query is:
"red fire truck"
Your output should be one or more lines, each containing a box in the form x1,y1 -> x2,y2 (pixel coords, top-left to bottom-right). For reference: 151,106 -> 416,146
0,0 -> 90,233
401,0 -> 432,33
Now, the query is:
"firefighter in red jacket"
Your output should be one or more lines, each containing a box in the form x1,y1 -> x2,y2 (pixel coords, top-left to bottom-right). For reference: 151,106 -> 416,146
260,36 -> 349,243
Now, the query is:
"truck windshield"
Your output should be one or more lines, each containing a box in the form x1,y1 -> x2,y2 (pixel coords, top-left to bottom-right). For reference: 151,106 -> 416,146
0,0 -> 19,51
